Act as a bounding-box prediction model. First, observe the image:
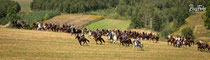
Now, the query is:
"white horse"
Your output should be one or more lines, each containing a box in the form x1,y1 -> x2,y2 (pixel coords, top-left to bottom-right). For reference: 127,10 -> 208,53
113,33 -> 117,44
133,39 -> 144,50
36,22 -> 45,30
88,30 -> 92,39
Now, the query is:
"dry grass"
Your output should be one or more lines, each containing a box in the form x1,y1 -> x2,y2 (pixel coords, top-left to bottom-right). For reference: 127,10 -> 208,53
0,28 -> 210,60
0,22 -> 10,28
44,14 -> 103,28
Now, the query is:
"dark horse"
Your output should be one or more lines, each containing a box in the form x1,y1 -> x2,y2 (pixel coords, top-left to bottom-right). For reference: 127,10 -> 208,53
71,28 -> 82,36
196,42 -> 209,52
12,20 -> 22,29
75,35 -> 90,46
92,32 -> 105,45
119,36 -> 132,46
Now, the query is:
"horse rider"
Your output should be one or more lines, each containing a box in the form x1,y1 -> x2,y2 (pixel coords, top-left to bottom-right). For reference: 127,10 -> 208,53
70,24 -> 75,32
108,31 -> 113,40
97,29 -> 102,38
133,37 -> 142,48
96,28 -> 99,34
81,32 -> 86,40
88,30 -> 92,38
123,31 -> 128,41
199,40 -> 203,45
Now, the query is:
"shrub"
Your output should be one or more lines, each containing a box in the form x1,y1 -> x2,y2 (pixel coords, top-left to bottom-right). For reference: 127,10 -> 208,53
181,27 -> 194,39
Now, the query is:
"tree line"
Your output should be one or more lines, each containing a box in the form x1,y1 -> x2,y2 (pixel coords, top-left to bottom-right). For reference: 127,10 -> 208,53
31,0 -> 119,13
205,1 -> 210,29
0,0 -> 20,25
30,0 -> 209,38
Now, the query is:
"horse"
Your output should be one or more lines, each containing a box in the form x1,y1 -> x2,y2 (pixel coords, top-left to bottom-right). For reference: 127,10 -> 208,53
75,34 -> 90,46
133,40 -> 144,50
21,21 -> 30,29
71,28 -> 82,36
12,20 -> 22,29
196,42 -> 209,52
119,36 -> 132,46
183,40 -> 191,48
92,32 -> 105,45
151,35 -> 159,43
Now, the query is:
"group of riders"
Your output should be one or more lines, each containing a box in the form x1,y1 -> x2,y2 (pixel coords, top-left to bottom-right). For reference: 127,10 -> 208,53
166,35 -> 210,52
11,20 -> 209,51
166,35 -> 194,48
12,20 -> 161,49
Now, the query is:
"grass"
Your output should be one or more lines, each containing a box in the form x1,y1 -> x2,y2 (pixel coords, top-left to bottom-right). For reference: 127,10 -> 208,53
13,0 -> 33,12
172,13 -> 210,42
44,13 -> 103,28
0,28 -> 210,60
85,19 -> 130,30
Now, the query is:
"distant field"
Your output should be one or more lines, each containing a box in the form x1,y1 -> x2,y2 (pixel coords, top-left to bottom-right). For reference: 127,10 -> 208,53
0,28 -> 209,60
44,14 -> 103,28
13,0 -> 33,12
85,19 -> 130,30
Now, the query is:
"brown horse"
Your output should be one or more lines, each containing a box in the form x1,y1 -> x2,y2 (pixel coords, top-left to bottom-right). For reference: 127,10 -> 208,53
75,34 -> 90,46
22,21 -> 30,29
12,20 -> 22,29
151,35 -> 159,43
92,32 -> 105,45
119,36 -> 132,46
196,42 -> 209,52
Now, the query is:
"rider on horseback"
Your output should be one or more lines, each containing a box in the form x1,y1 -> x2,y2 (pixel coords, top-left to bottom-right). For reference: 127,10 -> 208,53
81,32 -> 86,40
123,31 -> 128,41
137,37 -> 141,44
133,37 -> 142,48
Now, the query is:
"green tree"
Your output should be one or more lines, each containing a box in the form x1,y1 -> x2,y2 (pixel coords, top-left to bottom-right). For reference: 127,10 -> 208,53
205,6 -> 210,29
181,27 -> 194,39
6,6 -> 20,21
152,14 -> 162,31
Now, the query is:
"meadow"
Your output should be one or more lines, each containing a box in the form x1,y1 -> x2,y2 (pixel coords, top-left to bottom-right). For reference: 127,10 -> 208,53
0,28 -> 209,60
85,19 -> 130,30
44,14 -> 103,28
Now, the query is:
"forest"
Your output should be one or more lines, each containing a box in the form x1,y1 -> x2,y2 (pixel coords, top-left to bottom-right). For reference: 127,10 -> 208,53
30,0 -> 209,37
0,0 -> 20,25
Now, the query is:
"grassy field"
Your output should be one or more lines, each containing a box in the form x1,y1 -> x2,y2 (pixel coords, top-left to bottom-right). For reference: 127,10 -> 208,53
44,14 -> 103,28
172,13 -> 210,42
13,0 -> 33,12
0,28 -> 209,60
85,19 -> 130,30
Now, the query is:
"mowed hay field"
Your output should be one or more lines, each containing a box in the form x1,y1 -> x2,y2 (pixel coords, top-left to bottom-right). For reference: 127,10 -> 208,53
13,0 -> 33,12
0,28 -> 210,60
85,19 -> 130,30
44,14 -> 103,28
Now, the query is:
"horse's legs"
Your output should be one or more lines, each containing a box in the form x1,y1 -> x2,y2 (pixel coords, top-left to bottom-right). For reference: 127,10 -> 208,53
95,40 -> 98,44
79,41 -> 82,46
100,40 -> 103,45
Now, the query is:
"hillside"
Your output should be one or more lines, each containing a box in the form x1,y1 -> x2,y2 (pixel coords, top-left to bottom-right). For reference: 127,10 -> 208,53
44,14 -> 103,28
0,28 -> 209,60
172,13 -> 210,42
85,19 -> 130,30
